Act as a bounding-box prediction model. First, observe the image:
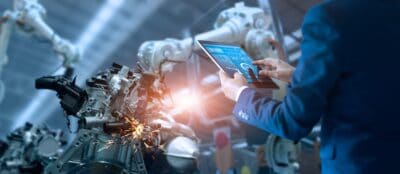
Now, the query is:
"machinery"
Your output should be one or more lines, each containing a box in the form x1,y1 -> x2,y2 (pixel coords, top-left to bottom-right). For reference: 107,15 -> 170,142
37,63 -> 199,174
0,122 -> 66,174
138,2 -> 277,74
265,135 -> 300,174
0,0 -> 80,103
137,2 -> 299,174
31,2 -> 298,174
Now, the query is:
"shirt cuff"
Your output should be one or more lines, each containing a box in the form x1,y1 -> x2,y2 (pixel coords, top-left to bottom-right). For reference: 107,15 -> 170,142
235,86 -> 249,102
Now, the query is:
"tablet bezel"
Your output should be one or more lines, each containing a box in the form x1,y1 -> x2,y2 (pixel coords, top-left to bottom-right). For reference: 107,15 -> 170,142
197,40 -> 241,77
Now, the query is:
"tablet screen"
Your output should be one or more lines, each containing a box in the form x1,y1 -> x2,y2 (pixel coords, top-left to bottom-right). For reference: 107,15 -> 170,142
201,43 -> 259,83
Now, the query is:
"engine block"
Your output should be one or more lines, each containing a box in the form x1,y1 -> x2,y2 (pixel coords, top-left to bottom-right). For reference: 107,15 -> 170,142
36,63 -> 199,174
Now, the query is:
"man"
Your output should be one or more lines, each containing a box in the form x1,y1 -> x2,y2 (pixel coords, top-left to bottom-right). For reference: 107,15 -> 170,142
219,0 -> 400,173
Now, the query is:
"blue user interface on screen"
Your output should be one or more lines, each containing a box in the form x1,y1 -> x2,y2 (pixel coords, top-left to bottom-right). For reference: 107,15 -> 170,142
203,43 -> 258,83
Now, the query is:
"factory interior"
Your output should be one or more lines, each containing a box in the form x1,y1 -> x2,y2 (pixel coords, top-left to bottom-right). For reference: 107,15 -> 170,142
0,0 -> 324,173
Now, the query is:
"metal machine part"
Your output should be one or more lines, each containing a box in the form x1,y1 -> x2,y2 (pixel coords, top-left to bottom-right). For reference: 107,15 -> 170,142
33,2 -> 297,173
35,75 -> 87,115
38,63 -> 199,174
0,122 -> 66,174
0,140 -> 7,158
265,135 -> 300,174
45,129 -> 147,174
165,136 -> 199,172
137,2 -> 277,74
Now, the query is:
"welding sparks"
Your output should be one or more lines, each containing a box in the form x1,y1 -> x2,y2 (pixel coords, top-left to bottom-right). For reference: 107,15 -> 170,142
133,124 -> 144,139
97,140 -> 115,152
122,116 -> 144,139
93,79 -> 196,153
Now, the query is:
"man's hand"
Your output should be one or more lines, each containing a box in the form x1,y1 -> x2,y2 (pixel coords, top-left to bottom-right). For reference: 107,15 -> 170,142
253,58 -> 295,83
219,71 -> 247,101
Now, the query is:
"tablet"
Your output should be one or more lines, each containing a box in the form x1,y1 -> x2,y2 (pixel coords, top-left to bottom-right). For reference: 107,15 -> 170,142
197,40 -> 279,89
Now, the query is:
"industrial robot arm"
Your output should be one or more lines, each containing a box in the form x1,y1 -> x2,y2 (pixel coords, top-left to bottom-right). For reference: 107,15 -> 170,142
137,3 -> 300,174
137,2 -> 277,74
0,0 -> 80,68
0,0 -> 80,103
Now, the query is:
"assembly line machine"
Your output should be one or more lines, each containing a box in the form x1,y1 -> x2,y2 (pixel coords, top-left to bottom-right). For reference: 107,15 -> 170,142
0,1 -> 303,173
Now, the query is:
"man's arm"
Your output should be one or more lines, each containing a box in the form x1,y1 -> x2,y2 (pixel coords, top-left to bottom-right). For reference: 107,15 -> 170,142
233,5 -> 340,141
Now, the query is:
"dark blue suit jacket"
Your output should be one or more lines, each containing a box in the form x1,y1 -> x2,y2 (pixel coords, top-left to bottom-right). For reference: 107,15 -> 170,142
233,0 -> 400,173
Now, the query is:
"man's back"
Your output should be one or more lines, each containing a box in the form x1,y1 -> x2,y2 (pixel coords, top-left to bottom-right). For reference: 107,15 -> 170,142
314,0 -> 400,173
230,0 -> 400,173
225,0 -> 400,172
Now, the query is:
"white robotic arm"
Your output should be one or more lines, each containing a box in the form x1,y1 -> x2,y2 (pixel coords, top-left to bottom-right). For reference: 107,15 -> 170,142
0,0 -> 80,68
0,0 -> 80,103
137,2 -> 299,174
137,2 -> 276,74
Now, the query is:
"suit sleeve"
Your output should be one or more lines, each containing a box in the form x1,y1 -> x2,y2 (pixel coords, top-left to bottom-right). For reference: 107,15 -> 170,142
233,5 -> 340,141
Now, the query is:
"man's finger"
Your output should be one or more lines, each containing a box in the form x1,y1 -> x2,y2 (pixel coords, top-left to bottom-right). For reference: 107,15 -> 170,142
259,70 -> 269,76
252,59 -> 268,65
218,70 -> 224,79
219,70 -> 229,80
248,68 -> 258,81
253,58 -> 278,66
259,70 -> 279,78
233,72 -> 242,79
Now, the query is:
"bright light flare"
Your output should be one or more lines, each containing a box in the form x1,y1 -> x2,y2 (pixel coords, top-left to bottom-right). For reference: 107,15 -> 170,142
169,88 -> 202,116
175,94 -> 200,110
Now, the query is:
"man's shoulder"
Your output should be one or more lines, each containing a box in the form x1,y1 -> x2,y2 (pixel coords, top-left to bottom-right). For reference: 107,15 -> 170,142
305,1 -> 347,21
303,0 -> 355,32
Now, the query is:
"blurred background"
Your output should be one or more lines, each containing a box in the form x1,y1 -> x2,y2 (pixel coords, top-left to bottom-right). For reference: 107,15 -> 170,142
0,0 -> 321,173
